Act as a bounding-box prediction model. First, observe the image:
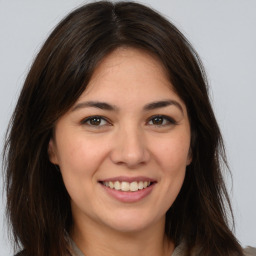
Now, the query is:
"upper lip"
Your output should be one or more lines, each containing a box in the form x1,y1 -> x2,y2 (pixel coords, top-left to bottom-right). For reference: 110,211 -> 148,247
99,176 -> 156,183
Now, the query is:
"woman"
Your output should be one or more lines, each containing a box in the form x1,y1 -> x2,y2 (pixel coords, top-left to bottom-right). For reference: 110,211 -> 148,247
3,1 -> 248,256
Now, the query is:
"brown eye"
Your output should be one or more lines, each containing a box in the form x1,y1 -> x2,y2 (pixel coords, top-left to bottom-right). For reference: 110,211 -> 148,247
147,115 -> 177,126
82,116 -> 108,126
152,116 -> 164,125
89,117 -> 102,126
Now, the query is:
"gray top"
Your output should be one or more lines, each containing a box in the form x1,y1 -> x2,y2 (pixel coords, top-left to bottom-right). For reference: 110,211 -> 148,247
69,238 -> 256,256
69,238 -> 84,256
244,247 -> 256,256
69,239 -> 185,256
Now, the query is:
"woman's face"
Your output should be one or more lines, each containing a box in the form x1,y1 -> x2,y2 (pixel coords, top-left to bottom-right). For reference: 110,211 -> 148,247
49,48 -> 191,234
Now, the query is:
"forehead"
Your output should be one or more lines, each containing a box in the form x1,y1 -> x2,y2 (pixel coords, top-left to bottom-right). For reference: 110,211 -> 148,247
91,47 -> 168,77
79,47 -> 182,104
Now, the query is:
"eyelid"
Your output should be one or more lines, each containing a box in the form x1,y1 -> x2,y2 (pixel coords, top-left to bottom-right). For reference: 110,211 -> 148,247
80,115 -> 111,127
80,114 -> 177,128
146,115 -> 178,126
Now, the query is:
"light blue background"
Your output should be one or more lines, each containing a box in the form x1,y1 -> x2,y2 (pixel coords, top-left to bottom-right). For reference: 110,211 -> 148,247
1,0 -> 255,255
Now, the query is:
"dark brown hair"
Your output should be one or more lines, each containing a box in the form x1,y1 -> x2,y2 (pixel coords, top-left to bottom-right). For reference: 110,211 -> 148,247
3,1 -> 244,256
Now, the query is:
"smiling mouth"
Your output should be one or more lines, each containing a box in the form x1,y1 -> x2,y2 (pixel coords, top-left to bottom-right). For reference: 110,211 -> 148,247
101,181 -> 153,192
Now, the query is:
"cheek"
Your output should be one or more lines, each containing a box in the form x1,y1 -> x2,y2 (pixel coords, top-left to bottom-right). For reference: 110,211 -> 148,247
56,134 -> 113,199
149,136 -> 189,214
55,138 -> 101,192
57,134 -> 102,168
152,134 -> 191,173
56,136 -> 105,201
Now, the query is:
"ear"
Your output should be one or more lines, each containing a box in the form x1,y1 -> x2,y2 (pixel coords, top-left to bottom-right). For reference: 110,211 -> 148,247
48,139 -> 59,165
186,148 -> 192,166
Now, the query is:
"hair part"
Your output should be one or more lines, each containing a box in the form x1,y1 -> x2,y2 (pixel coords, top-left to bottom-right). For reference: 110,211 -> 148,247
3,1 -> 244,256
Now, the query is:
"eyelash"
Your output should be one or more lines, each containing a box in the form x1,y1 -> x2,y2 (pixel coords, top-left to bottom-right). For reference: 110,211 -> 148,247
81,115 -> 177,128
146,115 -> 177,126
81,116 -> 110,127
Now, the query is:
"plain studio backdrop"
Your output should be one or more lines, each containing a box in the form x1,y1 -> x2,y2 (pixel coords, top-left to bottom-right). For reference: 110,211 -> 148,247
0,0 -> 255,255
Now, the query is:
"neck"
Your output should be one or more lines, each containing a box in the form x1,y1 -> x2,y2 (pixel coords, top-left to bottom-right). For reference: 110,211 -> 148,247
70,216 -> 174,256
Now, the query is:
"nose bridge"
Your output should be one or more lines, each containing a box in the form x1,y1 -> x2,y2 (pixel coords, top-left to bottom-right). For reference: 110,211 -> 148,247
110,122 -> 149,167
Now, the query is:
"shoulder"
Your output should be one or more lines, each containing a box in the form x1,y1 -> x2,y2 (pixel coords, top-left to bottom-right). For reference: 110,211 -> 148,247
244,246 -> 256,256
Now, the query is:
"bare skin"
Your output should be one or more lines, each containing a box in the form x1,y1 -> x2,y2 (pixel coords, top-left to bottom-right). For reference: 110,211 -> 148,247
71,214 -> 174,256
49,47 -> 191,256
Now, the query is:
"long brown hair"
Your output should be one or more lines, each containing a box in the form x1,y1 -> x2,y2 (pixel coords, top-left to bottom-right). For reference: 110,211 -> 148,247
3,1 -> 244,255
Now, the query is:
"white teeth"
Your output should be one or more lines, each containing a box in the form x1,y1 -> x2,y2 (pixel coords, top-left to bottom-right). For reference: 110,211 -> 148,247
109,181 -> 114,189
121,182 -> 130,191
130,181 -> 139,192
138,181 -> 144,190
103,181 -> 151,192
114,181 -> 121,190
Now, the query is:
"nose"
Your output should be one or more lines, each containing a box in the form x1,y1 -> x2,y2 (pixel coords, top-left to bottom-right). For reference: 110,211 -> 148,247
110,125 -> 150,168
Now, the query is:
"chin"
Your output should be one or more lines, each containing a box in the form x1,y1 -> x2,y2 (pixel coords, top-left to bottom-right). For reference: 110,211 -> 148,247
102,211 -> 164,234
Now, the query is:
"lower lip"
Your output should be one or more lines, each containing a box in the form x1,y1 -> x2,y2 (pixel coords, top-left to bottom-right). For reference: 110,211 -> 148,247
100,183 -> 155,203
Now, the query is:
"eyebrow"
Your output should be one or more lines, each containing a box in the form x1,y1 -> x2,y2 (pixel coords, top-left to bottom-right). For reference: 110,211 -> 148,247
143,100 -> 183,113
72,99 -> 183,113
72,101 -> 118,112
